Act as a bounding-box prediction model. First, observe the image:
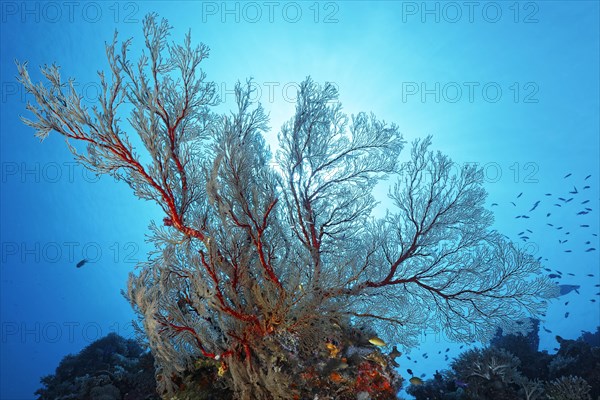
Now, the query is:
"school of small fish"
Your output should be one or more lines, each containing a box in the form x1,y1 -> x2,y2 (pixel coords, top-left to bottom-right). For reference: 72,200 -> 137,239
493,172 -> 598,330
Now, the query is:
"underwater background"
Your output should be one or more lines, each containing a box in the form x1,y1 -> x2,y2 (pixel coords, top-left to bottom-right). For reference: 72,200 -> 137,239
1,1 -> 598,399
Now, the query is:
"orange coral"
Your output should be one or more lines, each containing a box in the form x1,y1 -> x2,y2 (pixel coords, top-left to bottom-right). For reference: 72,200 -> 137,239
355,361 -> 395,398
329,372 -> 344,383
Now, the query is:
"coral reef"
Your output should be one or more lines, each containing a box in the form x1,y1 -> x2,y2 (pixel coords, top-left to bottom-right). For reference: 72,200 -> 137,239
36,326 -> 403,400
450,347 -> 523,399
407,324 -> 600,400
168,322 -> 404,399
545,375 -> 592,400
551,331 -> 600,397
35,333 -> 159,400
491,319 -> 552,381
36,321 -> 599,399
519,378 -> 545,400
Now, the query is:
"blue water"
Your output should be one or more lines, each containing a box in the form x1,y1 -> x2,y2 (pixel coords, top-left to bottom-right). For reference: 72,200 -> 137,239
1,2 -> 598,399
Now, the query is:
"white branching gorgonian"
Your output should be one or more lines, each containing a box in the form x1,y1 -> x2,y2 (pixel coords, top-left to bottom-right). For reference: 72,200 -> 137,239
18,13 -> 558,399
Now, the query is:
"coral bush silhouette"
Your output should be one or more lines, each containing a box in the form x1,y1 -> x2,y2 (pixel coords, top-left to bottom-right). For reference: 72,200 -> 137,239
491,319 -> 552,381
18,13 -> 558,399
407,326 -> 600,400
545,375 -> 592,400
451,346 -> 523,399
35,333 -> 158,400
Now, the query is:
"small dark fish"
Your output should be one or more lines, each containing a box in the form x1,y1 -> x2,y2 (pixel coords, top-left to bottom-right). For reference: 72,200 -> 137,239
76,259 -> 88,268
517,192 -> 523,198
546,213 -> 551,217
545,193 -> 552,196
558,284 -> 580,296
582,200 -> 590,204
587,274 -> 595,277
543,326 -> 552,333
586,248 -> 597,252
586,241 -> 591,244
581,225 -> 590,227
591,299 -> 596,303
583,185 -> 590,189
459,345 -> 464,349
564,173 -> 572,178
445,348 -> 450,352
420,373 -> 426,378
567,273 -> 575,276
577,211 -> 589,215
548,274 -> 560,279
569,186 -> 578,194
566,198 -> 573,202
557,226 -> 563,230
564,250 -> 572,253
585,207 -> 593,211
511,202 -> 516,207
585,174 -> 591,180
527,229 -> 533,233
547,223 -> 554,227
554,204 -> 562,207
406,356 -> 412,360
529,201 -> 540,211
407,368 -> 413,376
564,301 -> 569,305
544,268 -> 552,272
565,312 -> 570,318
558,197 -> 566,201
491,203 -> 498,206
522,215 -> 530,219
